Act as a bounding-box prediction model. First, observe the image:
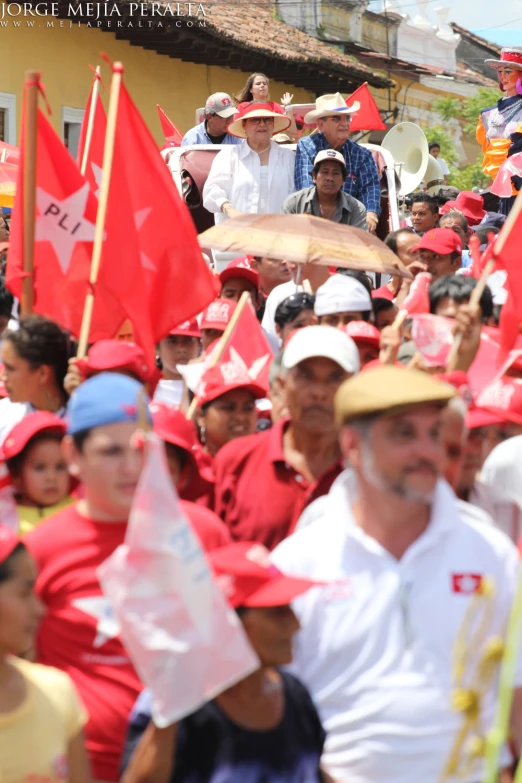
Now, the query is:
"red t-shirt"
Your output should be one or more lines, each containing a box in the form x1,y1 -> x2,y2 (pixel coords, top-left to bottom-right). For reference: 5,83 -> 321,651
213,418 -> 343,550
25,502 -> 230,781
371,285 -> 395,301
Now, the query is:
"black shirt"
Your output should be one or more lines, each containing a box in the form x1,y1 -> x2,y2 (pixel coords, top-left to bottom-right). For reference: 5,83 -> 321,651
122,672 -> 326,783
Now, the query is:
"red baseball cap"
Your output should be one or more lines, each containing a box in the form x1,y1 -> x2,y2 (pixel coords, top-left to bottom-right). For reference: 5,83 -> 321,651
1,411 -> 66,461
78,340 -> 150,383
0,524 -> 19,564
209,542 -> 319,608
439,192 -> 486,226
200,299 -> 237,332
196,365 -> 267,407
437,372 -> 507,429
151,403 -> 214,496
413,228 -> 463,256
475,377 -> 522,426
219,257 -> 260,292
344,321 -> 380,348
169,318 -> 201,339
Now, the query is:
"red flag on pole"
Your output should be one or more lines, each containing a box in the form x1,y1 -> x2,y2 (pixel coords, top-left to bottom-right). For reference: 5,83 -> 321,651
113,80 -> 218,343
6,102 -> 128,342
493,193 -> 522,356
77,68 -> 107,196
346,83 -> 386,133
157,104 -> 183,146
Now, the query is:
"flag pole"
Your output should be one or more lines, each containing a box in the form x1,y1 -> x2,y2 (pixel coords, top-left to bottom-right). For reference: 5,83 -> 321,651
446,257 -> 495,368
21,70 -> 39,317
186,291 -> 251,420
77,62 -> 123,359
80,65 -> 101,178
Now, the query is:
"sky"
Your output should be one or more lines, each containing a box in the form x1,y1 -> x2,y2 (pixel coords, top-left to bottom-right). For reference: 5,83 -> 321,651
368,0 -> 522,46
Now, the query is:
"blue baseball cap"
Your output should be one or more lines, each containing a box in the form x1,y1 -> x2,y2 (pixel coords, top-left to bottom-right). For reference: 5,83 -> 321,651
67,372 -> 151,435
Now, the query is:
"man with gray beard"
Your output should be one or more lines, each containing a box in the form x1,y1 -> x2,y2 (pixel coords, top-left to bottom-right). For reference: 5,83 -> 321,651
272,365 -> 522,783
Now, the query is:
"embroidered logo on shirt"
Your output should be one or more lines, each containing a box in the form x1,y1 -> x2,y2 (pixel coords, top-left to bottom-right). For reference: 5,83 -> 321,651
451,573 -> 483,594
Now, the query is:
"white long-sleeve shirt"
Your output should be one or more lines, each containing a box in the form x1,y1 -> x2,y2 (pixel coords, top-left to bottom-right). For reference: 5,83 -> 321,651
202,139 -> 295,224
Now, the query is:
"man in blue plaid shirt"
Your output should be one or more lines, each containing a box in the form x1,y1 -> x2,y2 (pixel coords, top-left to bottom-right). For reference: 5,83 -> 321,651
295,93 -> 381,232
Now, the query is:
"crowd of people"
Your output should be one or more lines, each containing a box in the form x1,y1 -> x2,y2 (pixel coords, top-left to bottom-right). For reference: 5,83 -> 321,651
1,61 -> 522,783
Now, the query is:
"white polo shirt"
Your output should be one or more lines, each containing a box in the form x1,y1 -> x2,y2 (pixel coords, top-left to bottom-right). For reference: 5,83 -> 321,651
272,470 -> 520,783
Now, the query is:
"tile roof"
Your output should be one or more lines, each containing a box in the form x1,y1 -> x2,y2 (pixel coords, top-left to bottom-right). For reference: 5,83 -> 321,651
202,1 -> 393,89
450,23 -> 501,55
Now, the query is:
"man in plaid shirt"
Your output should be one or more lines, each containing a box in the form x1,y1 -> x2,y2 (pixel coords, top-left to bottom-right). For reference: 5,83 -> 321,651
295,93 -> 381,232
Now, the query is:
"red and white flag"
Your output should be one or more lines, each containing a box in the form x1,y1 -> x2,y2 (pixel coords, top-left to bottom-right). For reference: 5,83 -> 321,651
6,84 -> 127,342
98,432 -> 258,726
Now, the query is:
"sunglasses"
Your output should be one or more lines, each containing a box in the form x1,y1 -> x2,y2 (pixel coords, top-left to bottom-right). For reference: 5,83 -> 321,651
246,117 -> 274,125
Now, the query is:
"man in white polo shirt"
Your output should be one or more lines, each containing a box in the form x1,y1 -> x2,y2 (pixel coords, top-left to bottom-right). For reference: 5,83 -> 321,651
272,365 -> 522,783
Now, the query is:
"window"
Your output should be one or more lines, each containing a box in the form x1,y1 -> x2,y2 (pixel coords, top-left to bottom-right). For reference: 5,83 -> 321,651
62,106 -> 85,160
0,92 -> 16,144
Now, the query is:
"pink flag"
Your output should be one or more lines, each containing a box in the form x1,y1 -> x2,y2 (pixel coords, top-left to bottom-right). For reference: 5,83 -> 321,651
98,432 -> 258,726
410,313 -> 454,366
401,272 -> 431,315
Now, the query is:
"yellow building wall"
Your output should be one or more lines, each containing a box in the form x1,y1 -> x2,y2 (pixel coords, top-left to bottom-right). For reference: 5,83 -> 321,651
0,21 -> 314,144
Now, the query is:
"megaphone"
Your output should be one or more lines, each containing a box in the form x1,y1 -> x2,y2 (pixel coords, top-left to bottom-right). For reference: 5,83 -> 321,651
382,122 -> 429,196
425,154 -> 444,195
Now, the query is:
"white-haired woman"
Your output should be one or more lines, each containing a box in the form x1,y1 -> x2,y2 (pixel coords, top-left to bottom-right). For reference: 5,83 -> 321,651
203,102 -> 295,225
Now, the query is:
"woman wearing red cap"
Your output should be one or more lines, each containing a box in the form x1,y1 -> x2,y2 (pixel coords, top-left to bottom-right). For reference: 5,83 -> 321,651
203,103 -> 295,226
0,525 -> 90,781
478,47 -> 522,215
195,366 -> 266,460
121,541 -> 328,783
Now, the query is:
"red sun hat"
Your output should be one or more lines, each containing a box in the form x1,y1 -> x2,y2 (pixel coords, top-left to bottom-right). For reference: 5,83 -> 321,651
412,228 -> 463,256
1,411 -> 67,461
77,340 -> 150,383
343,321 -> 380,348
439,191 -> 486,226
168,318 -> 201,339
219,257 -> 260,292
209,541 -> 320,608
200,299 -> 237,332
196,365 -> 267,407
0,524 -> 19,564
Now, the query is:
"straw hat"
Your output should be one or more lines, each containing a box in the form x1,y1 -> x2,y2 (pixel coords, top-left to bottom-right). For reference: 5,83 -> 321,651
228,102 -> 291,138
304,93 -> 360,124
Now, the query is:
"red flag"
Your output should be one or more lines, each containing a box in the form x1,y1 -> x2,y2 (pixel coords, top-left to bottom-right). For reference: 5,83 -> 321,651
114,79 -> 218,343
77,71 -> 107,199
401,272 -> 431,315
6,91 -> 127,342
157,104 -> 183,146
346,83 -> 386,133
494,194 -> 522,356
0,141 -> 19,165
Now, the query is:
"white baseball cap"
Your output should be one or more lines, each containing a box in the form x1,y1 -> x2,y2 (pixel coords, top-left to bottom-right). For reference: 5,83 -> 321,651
282,325 -> 360,374
315,274 -> 372,317
313,149 -> 347,177
205,92 -> 237,119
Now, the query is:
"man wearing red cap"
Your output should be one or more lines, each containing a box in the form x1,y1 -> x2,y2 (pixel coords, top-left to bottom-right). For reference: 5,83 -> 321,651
213,326 -> 359,549
199,299 -> 236,351
412,228 -> 462,281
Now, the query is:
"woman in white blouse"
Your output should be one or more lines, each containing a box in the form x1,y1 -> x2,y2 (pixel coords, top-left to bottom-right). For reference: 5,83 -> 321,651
203,102 -> 296,225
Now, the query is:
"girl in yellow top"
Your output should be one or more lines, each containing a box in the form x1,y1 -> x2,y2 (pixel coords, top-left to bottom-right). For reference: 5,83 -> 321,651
0,524 -> 91,782
478,46 -> 522,216
1,412 -> 74,535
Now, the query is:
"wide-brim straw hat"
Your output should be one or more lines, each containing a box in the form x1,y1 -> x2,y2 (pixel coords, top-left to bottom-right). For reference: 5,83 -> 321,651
304,92 -> 360,124
485,47 -> 522,70
228,102 -> 291,138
